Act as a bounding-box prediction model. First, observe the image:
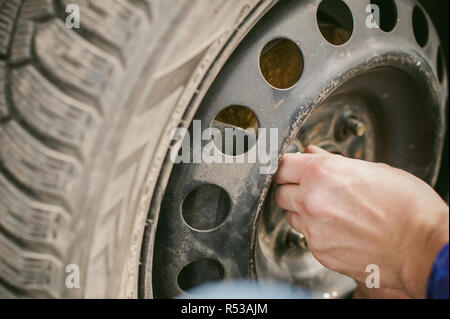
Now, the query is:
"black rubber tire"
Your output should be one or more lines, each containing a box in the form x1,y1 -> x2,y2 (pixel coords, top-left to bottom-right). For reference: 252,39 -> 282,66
0,0 -> 274,298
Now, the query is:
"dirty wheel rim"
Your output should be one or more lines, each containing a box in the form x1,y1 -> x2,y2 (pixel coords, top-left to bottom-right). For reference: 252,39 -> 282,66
142,0 -> 447,298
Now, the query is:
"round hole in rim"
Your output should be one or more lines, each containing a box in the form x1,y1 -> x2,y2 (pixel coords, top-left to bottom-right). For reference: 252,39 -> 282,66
412,6 -> 429,48
212,105 -> 259,156
259,38 -> 303,90
317,0 -> 354,46
370,0 -> 398,32
437,47 -> 444,83
177,258 -> 225,293
182,184 -> 231,231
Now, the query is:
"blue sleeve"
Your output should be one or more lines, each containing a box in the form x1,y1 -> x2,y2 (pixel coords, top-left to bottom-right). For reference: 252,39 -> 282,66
426,243 -> 449,299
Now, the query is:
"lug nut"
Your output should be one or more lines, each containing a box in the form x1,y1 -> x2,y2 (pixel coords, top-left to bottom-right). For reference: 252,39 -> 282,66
335,111 -> 367,141
346,118 -> 366,137
286,228 -> 308,249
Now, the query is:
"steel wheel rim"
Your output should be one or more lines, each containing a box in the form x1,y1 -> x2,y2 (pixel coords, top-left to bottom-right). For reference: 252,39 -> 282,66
141,0 -> 448,299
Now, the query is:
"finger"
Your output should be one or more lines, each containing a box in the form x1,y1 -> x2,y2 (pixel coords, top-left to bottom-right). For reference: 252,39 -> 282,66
353,284 -> 369,299
273,153 -> 316,185
305,145 -> 329,155
274,184 -> 303,213
287,211 -> 308,236
354,283 -> 411,299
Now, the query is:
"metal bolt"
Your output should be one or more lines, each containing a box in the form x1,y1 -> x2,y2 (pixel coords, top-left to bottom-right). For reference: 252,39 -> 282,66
345,118 -> 366,137
285,228 -> 308,249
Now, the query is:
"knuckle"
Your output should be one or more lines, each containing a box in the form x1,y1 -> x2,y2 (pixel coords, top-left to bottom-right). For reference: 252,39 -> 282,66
308,226 -> 318,241
305,226 -> 320,248
306,160 -> 321,176
287,211 -> 298,227
303,193 -> 322,216
377,162 -> 391,170
288,212 -> 302,233
301,222 -> 311,237
308,157 -> 330,178
304,229 -> 314,246
293,193 -> 305,212
275,185 -> 288,204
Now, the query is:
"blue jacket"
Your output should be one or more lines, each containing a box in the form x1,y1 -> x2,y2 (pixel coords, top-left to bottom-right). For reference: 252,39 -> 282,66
427,243 -> 449,299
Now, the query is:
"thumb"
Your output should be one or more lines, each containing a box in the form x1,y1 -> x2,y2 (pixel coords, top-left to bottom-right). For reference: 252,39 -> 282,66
305,145 -> 329,155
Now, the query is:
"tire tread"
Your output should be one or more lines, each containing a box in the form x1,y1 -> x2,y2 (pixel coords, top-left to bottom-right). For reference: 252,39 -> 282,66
0,0 -> 152,297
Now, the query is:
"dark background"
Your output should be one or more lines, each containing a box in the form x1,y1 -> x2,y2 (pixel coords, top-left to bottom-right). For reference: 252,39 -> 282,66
420,0 -> 449,201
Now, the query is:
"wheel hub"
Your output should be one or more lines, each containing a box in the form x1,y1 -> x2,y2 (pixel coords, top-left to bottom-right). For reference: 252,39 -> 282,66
255,88 -> 377,298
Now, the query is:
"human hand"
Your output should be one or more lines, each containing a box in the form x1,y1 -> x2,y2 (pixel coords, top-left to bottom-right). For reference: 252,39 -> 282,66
274,145 -> 449,298
353,282 -> 410,299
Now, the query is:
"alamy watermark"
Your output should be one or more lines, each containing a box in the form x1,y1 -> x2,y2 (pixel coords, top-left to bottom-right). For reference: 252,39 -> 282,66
65,4 -> 80,29
366,4 -> 381,29
365,264 -> 381,288
169,120 -> 279,175
65,264 -> 80,289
